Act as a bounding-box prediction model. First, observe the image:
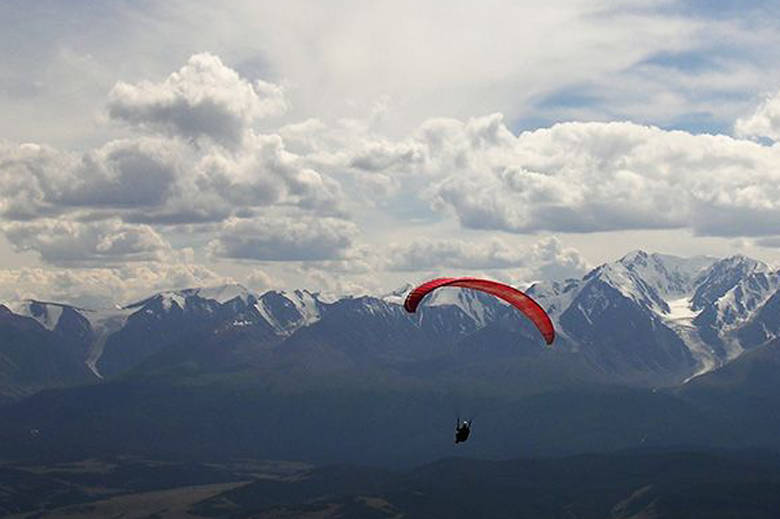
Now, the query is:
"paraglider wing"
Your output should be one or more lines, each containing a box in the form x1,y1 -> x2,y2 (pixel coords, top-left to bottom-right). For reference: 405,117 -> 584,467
404,277 -> 555,344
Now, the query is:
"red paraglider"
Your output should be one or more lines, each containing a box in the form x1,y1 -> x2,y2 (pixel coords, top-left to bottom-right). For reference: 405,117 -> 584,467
404,277 -> 555,345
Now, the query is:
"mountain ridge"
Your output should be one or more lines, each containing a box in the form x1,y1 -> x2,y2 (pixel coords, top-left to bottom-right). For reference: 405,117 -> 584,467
3,250 -> 780,399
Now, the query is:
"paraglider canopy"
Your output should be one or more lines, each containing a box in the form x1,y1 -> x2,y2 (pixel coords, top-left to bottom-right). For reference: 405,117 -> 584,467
404,277 -> 555,345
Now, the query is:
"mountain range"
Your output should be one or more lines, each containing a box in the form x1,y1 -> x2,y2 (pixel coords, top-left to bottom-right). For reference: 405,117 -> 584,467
3,250 -> 780,467
2,250 -> 779,399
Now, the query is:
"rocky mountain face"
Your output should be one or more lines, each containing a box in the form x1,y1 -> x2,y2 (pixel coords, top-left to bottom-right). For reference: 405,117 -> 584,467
0,304 -> 95,403
3,251 -> 780,402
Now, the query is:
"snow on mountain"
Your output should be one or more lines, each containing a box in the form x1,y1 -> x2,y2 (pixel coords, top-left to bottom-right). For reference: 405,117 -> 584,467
614,253 -> 780,374
693,257 -> 780,328
255,289 -> 322,335
6,251 -> 780,388
1,300 -> 138,379
123,284 -> 255,316
526,279 -> 582,319
620,251 -> 716,298
374,253 -> 779,381
526,251 -> 780,379
661,297 -> 718,380
380,283 -> 414,306
419,286 -> 503,327
379,281 -> 506,327
683,259 -> 780,366
193,284 -> 252,305
79,306 -> 136,378
6,301 -> 66,331
101,253 -> 780,383
710,272 -> 780,331
125,292 -> 184,313
734,289 -> 780,350
579,251 -> 714,315
529,252 -> 711,333
161,292 -> 186,312
692,255 -> 770,310
525,279 -> 583,346
285,290 -> 322,328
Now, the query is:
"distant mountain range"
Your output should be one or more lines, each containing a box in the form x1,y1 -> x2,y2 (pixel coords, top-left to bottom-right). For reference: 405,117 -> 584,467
2,250 -> 779,400
3,251 -> 780,467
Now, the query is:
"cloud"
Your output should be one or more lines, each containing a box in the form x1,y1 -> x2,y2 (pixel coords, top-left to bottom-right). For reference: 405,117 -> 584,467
0,131 -> 344,226
244,268 -> 277,291
57,138 -> 181,208
735,91 -> 780,141
347,138 -> 426,173
2,219 -> 171,266
274,118 -> 422,204
0,141 -> 64,220
358,114 -> 780,238
0,263 -> 231,308
164,1 -> 709,134
291,265 -> 381,300
530,236 -> 590,280
107,53 -> 288,146
0,138 -> 186,219
386,235 -> 589,280
3,1 -> 778,154
208,216 -> 358,261
6,40 -> 780,302
0,54 -> 339,225
387,238 -> 526,271
198,132 -> 344,215
755,236 -> 780,248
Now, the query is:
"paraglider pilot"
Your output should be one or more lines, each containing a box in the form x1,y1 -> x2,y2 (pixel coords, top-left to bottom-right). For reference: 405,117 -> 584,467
455,418 -> 472,444
404,277 -> 554,446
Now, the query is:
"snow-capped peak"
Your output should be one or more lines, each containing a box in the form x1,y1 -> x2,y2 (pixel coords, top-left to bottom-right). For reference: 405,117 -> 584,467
692,255 -> 773,310
704,269 -> 780,331
255,289 -> 322,335
696,255 -> 770,282
618,251 -> 715,298
380,283 -> 414,305
125,284 -> 255,313
192,283 -> 253,305
5,300 -> 68,331
575,252 -> 716,317
585,260 -> 667,314
619,249 -> 649,264
420,285 -> 503,327
289,289 -> 321,325
526,279 -> 582,319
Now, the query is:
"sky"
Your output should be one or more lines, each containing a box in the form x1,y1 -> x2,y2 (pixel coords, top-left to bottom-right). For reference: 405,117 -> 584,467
3,0 -> 780,307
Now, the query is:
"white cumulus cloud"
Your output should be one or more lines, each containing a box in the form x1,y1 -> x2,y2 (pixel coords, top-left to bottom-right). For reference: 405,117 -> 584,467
735,90 -> 780,142
387,238 -> 526,271
0,137 -> 187,219
244,268 -> 278,291
351,114 -> 780,238
386,235 -> 589,281
108,53 -> 288,146
0,263 -> 231,308
208,216 -> 358,261
2,219 -> 171,266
